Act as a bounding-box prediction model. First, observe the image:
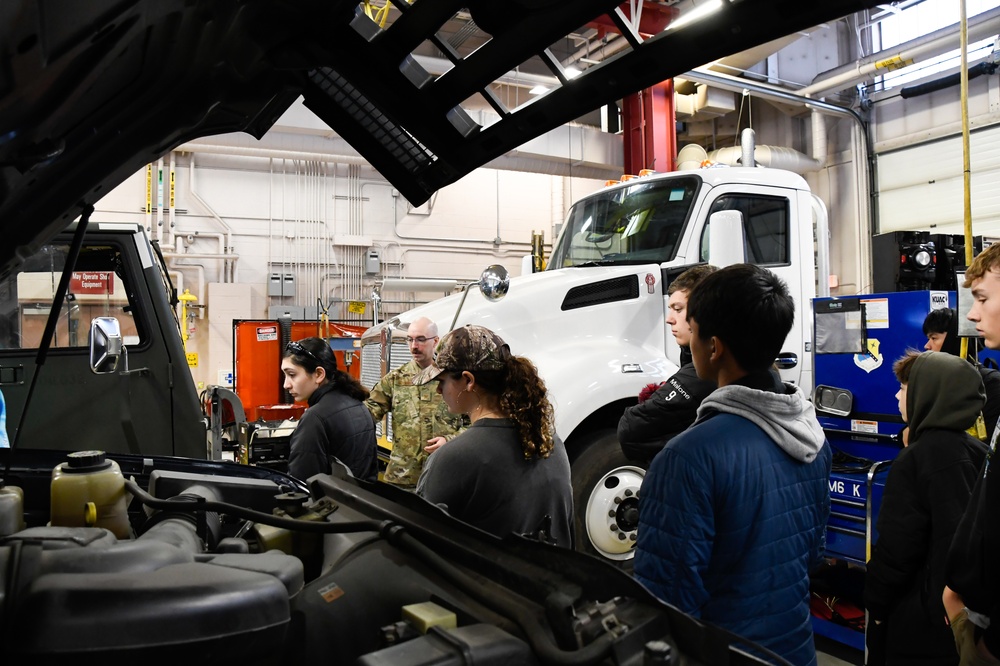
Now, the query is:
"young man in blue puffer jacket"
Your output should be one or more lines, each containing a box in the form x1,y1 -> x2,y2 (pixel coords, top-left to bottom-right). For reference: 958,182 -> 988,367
634,264 -> 832,666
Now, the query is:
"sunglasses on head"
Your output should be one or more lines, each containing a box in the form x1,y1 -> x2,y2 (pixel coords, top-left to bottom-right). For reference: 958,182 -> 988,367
286,341 -> 321,364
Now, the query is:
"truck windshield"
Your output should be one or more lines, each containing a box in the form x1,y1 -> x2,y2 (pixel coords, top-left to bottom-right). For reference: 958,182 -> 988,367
548,176 -> 700,268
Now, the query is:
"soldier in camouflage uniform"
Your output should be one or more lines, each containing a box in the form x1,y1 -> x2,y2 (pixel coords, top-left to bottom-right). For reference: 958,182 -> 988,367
365,317 -> 465,488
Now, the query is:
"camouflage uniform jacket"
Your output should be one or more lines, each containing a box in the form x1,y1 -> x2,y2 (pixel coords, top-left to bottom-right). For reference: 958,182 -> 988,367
365,359 -> 465,487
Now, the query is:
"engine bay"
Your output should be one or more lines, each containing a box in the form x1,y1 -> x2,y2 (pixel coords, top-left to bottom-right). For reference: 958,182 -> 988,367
0,449 -> 780,665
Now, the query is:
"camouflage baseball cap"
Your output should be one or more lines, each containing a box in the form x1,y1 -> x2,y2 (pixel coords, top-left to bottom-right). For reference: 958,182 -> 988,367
413,325 -> 509,385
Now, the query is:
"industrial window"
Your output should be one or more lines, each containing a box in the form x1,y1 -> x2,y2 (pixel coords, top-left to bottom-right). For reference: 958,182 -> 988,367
700,194 -> 790,266
0,243 -> 146,351
870,0 -> 1000,91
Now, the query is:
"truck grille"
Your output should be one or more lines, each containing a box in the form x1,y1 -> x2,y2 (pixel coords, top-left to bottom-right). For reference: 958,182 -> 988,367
561,275 -> 640,311
360,338 -> 412,442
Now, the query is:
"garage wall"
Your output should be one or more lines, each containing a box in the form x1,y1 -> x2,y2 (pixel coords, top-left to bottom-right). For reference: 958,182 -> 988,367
93,148 -> 605,389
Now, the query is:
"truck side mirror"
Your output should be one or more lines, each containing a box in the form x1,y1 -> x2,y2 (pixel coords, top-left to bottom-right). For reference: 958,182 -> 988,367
449,265 -> 511,331
479,264 -> 509,302
707,210 -> 746,267
89,316 -> 123,374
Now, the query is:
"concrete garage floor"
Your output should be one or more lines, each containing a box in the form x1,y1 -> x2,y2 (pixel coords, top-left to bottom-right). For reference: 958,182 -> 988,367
817,635 -> 863,665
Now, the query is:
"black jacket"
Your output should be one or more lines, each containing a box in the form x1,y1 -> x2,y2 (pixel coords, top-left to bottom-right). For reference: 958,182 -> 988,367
617,360 -> 715,464
288,383 -> 378,482
865,352 -> 988,665
938,316 -> 1000,442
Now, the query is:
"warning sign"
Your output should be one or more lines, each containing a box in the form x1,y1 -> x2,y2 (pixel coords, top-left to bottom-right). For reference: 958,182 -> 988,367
348,301 -> 366,315
256,325 -> 278,342
186,352 -> 198,367
71,271 -> 114,295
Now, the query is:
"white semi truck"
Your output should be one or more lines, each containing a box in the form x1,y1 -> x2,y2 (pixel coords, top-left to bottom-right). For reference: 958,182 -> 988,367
361,151 -> 832,564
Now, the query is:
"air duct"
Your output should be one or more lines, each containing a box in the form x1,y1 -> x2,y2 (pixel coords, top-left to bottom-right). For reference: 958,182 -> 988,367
707,145 -> 823,174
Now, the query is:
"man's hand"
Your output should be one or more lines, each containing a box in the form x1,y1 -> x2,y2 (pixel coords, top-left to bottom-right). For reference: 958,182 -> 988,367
424,436 -> 447,454
943,586 -> 964,624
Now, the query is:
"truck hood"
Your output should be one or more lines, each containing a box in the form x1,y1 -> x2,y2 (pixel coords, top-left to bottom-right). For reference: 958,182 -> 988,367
381,265 -> 677,434
0,0 -> 882,278
395,264 -> 662,340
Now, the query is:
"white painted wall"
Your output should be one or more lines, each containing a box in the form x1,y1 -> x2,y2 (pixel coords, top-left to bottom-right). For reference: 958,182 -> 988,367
92,130 -> 605,389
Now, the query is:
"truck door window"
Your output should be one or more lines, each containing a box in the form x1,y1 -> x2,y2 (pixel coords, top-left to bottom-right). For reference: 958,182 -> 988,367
0,243 -> 145,351
700,194 -> 790,266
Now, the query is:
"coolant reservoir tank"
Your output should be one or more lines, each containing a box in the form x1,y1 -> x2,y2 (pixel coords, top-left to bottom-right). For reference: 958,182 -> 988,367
0,485 -> 25,536
50,450 -> 130,539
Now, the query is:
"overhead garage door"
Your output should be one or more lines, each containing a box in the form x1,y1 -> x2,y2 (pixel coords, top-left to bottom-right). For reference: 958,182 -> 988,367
878,123 -> 1000,236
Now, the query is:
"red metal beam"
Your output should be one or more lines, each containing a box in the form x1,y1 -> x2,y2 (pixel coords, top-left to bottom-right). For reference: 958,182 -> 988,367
622,80 -> 676,174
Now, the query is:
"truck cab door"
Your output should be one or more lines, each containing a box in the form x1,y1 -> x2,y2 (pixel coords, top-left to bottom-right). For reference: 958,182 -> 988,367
0,228 -> 204,457
697,186 -> 811,387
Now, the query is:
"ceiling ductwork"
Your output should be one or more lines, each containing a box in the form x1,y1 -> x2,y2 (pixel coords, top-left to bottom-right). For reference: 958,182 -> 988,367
674,84 -> 736,121
707,145 -> 823,174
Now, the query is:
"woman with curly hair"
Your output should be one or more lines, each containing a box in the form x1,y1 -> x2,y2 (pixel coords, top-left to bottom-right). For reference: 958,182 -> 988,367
282,337 -> 377,482
414,325 -> 573,547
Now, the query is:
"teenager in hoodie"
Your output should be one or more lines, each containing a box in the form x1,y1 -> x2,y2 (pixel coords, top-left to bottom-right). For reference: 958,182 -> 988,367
922,306 -> 1000,443
864,351 -> 987,666
634,264 -> 831,666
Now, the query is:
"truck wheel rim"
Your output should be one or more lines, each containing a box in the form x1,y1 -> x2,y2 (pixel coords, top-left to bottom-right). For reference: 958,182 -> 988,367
584,465 -> 645,560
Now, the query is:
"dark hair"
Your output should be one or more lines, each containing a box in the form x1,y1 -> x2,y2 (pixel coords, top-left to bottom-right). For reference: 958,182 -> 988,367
893,349 -> 921,384
922,308 -> 954,336
284,337 -> 369,402
668,264 -> 718,295
686,264 -> 794,373
446,356 -> 555,461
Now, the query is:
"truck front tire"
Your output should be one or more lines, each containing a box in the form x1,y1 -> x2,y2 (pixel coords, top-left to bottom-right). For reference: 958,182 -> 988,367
570,429 -> 646,566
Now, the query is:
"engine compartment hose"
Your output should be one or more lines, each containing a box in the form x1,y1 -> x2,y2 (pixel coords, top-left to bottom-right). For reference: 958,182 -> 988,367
125,479 -> 387,534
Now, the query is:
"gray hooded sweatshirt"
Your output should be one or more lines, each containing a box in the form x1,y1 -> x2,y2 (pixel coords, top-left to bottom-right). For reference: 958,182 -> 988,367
697,382 -> 827,463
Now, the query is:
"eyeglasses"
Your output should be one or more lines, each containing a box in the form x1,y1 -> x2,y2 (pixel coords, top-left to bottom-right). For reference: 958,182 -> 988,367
286,341 -> 321,364
405,336 -> 438,345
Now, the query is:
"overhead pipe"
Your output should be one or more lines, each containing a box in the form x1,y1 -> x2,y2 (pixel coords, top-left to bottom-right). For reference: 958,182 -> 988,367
682,67 -> 869,137
899,59 -> 999,98
811,110 -> 828,166
800,5 -> 1000,98
176,142 -> 370,167
185,152 -> 235,282
740,128 -> 756,168
683,66 -> 876,289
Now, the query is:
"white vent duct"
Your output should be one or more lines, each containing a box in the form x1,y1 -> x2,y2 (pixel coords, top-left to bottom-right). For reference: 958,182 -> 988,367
706,145 -> 823,174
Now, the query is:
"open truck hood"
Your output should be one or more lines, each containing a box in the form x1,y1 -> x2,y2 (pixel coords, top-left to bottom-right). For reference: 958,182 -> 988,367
1,0 -> 881,277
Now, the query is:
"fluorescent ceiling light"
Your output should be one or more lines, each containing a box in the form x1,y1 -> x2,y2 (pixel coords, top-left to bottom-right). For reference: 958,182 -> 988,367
529,84 -> 549,95
667,0 -> 724,31
565,66 -> 582,79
